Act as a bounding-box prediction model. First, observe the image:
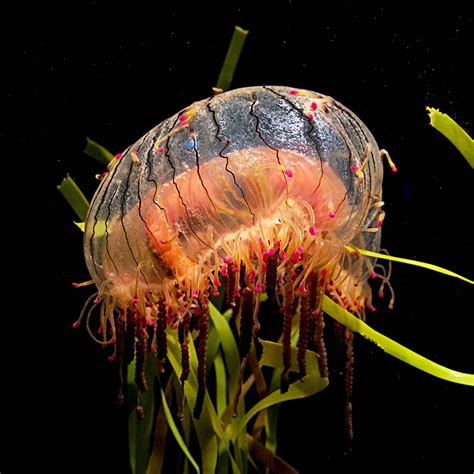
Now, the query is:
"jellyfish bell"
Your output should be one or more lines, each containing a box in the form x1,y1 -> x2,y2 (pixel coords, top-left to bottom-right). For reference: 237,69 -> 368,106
83,85 -> 389,420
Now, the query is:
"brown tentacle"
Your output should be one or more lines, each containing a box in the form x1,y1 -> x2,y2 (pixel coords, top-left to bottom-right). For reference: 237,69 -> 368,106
135,317 -> 149,393
345,329 -> 354,441
194,301 -> 210,419
311,273 -> 328,378
226,263 -> 237,307
239,287 -> 255,359
155,298 -> 168,370
178,312 -> 191,421
297,291 -> 311,378
281,270 -> 295,393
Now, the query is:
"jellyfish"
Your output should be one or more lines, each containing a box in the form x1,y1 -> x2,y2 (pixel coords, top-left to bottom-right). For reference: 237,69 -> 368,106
82,85 -> 395,425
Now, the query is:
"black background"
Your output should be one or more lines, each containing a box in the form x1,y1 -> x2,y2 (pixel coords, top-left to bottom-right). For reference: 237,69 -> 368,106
6,2 -> 473,473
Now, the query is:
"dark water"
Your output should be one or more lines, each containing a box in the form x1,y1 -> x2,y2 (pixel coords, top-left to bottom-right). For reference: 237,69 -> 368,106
6,3 -> 473,473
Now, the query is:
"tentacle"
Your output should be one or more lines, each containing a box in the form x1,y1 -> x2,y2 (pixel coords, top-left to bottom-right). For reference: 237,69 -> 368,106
155,298 -> 168,370
226,262 -> 237,307
311,273 -> 328,377
194,300 -> 210,419
135,316 -> 149,393
281,270 -> 295,393
178,312 -> 191,421
345,328 -> 354,441
297,290 -> 311,378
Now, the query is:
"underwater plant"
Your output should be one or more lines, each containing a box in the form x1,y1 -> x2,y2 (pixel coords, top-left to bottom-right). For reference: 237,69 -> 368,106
58,27 -> 473,473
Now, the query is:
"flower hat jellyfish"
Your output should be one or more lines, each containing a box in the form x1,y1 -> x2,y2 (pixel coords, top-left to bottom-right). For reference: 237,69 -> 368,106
83,85 -> 394,420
